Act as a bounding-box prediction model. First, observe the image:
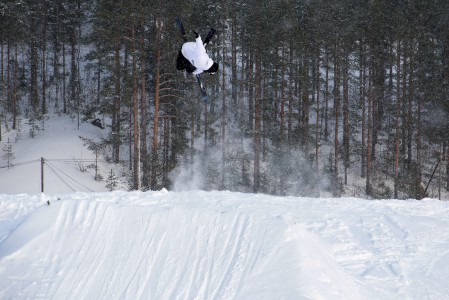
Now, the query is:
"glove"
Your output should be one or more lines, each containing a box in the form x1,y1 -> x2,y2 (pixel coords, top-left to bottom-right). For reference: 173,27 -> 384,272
193,30 -> 199,38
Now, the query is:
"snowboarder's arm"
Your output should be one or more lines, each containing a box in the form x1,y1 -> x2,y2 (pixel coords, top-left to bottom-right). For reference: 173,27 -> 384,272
195,36 -> 207,54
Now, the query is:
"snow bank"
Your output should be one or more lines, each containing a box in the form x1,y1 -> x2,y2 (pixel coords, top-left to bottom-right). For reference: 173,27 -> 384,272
1,191 -> 449,299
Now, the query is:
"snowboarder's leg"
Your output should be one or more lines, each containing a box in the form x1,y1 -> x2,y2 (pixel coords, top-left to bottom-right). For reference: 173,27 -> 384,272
186,64 -> 196,73
176,17 -> 187,43
176,50 -> 197,73
203,28 -> 216,47
176,50 -> 188,71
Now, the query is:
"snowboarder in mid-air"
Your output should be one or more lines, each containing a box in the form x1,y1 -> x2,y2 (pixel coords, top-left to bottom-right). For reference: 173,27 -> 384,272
176,17 -> 217,101
176,31 -> 218,75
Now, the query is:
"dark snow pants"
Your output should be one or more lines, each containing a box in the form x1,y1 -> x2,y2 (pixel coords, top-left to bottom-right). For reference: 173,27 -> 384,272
176,50 -> 196,74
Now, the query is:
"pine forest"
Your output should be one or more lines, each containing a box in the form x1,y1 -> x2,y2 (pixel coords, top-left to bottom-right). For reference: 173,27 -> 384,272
1,0 -> 448,199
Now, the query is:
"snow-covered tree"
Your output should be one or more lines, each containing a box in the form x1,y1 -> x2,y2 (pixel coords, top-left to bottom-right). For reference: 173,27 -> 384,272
2,138 -> 15,168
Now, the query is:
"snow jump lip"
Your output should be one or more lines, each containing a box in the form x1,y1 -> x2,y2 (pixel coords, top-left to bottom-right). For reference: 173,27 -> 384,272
0,196 -> 325,299
0,194 -> 358,299
5,191 -> 429,299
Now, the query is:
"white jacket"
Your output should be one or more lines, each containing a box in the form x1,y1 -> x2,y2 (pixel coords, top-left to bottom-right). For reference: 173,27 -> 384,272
181,36 -> 214,75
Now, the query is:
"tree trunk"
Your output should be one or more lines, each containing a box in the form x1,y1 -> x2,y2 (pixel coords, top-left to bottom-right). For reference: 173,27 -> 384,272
447,147 -> 449,191
315,47 -> 321,160
302,50 -> 310,151
407,42 -> 414,167
140,13 -> 148,189
12,44 -> 18,130
324,48 -> 330,141
366,55 -> 373,196
231,11 -> 237,105
334,42 -> 340,175
63,42 -> 67,113
162,117 -> 169,186
288,47 -> 294,143
131,24 -> 141,190
280,47 -> 285,142
7,41 -> 10,112
70,26 -> 78,114
204,102 -> 208,152
221,42 -> 227,190
248,52 -> 254,131
360,44 -> 366,178
371,43 -> 384,163
416,40 -> 424,198
41,0 -> 47,115
53,0 -> 62,110
343,50 -> 349,185
151,18 -> 161,190
0,29 -> 3,92
30,34 -> 39,114
112,40 -> 121,163
273,52 -> 279,140
400,43 -> 408,160
253,53 -> 261,193
315,45 -> 321,196
394,41 -> 401,198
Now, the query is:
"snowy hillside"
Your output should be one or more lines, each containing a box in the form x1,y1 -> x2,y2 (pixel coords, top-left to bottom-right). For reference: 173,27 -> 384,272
0,116 -> 118,194
1,191 -> 449,299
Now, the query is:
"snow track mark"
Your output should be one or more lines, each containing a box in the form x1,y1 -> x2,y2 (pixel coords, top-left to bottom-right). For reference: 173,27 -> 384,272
0,198 -> 298,299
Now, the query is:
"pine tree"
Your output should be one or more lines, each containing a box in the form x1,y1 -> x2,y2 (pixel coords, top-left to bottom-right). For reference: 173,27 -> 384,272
2,138 -> 15,168
79,136 -> 105,181
106,169 -> 118,191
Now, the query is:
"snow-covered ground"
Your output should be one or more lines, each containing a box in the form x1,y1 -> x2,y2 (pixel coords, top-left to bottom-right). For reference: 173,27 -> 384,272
0,116 -> 114,194
1,191 -> 449,299
2,116 -> 449,299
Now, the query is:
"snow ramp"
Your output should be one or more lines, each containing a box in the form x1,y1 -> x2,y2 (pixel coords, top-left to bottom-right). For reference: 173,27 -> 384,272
0,191 -> 367,299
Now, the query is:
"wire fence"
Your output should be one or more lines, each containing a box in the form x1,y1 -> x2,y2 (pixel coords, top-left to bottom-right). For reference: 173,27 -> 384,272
1,157 -> 107,192
44,159 -> 96,192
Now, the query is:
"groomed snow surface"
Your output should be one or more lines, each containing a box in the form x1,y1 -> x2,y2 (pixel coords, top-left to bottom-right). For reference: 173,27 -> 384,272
1,116 -> 449,299
1,191 -> 449,300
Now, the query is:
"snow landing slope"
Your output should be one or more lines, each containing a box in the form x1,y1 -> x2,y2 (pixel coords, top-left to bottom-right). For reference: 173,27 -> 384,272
1,191 -> 449,300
